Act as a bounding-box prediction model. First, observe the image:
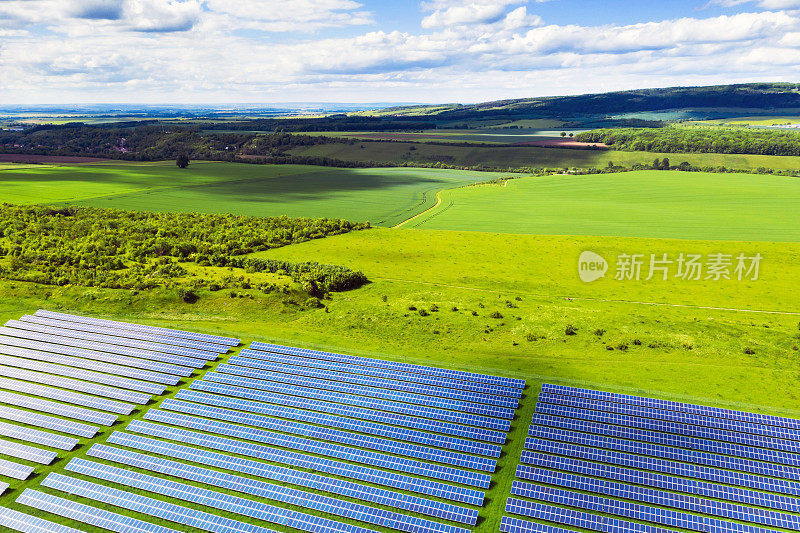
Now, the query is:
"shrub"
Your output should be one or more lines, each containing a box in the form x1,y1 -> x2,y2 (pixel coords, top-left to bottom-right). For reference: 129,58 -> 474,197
593,328 -> 606,337
489,311 -> 503,319
177,288 -> 198,303
565,324 -> 578,336
408,305 -> 417,311
743,347 -> 756,354
418,309 -> 430,317
429,304 -> 439,312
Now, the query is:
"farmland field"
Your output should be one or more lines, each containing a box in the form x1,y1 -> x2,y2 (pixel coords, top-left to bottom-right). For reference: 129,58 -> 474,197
405,170 -> 800,241
0,161 -> 518,226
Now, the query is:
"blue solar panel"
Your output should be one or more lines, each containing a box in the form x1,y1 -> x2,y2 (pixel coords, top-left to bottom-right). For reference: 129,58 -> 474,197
249,341 -> 525,389
17,489 -> 179,533
67,457 -> 471,533
0,437 -> 58,464
0,390 -> 117,426
0,343 -> 181,386
190,379 -> 508,442
538,391 -> 800,443
136,412 -> 490,492
174,389 -> 502,458
87,442 -> 479,525
0,458 -> 35,480
519,450 -> 800,514
0,506 -> 86,533
0,365 -> 151,404
542,383 -> 800,431
0,405 -> 97,438
35,309 -> 240,346
4,320 -> 217,360
499,516 -> 581,533
203,371 -> 513,426
235,350 -> 521,398
0,421 -> 78,451
0,352 -> 168,394
0,376 -> 133,415
21,315 -> 229,354
217,361 -> 517,409
0,335 -> 195,375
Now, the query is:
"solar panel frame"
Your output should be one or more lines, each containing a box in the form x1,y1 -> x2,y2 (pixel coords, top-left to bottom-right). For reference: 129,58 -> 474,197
0,377 -> 133,415
0,334 -> 194,376
499,515 -> 582,533
0,437 -> 58,464
0,365 -> 151,404
35,309 -> 240,346
0,457 -> 34,480
133,413 -> 490,495
4,320 -> 217,360
0,405 -> 98,438
0,421 -> 78,451
206,368 -> 516,418
174,389 -> 502,458
0,353 -> 166,394
17,488 -> 184,533
41,473 -> 378,533
20,315 -> 230,354
69,455 -> 474,532
217,361 -> 518,409
0,506 -> 86,533
0,390 -> 117,426
87,443 -> 479,525
249,341 -> 525,389
190,379 -> 509,441
236,350 -> 521,398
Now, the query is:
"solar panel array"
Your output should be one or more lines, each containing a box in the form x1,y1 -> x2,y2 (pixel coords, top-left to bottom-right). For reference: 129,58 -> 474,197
0,310 -> 238,494
10,337 -> 521,533
500,383 -> 800,533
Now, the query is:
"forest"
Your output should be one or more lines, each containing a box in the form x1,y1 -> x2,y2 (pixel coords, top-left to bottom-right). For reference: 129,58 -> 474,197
0,205 -> 369,296
577,125 -> 800,156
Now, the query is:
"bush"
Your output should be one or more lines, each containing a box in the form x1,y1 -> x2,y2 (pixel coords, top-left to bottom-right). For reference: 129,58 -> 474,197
565,324 -> 578,336
177,288 -> 198,303
743,347 -> 756,354
408,305 -> 417,311
489,311 -> 503,319
593,328 -> 606,337
418,309 -> 430,317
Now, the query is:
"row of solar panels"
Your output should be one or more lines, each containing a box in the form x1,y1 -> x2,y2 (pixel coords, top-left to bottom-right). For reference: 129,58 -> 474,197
0,311 -> 239,487
5,340 -> 523,532
500,384 -> 800,533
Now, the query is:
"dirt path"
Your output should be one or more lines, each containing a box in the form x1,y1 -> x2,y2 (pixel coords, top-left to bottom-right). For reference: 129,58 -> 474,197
393,191 -> 443,228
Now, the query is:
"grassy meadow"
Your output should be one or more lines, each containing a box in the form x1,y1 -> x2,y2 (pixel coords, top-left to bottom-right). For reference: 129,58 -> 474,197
0,161 -> 518,226
406,170 -> 800,241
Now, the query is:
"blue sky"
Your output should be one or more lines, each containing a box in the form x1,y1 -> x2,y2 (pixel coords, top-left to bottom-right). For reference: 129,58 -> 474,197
1,0 -> 799,104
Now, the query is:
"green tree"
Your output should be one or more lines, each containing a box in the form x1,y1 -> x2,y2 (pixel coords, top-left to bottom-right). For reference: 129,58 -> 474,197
176,154 -> 190,168
560,132 -> 567,138
661,157 -> 670,170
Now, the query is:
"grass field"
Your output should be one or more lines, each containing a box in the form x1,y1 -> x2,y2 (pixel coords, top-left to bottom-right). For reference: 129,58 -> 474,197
404,170 -> 800,241
288,140 -> 800,170
0,161 -> 518,226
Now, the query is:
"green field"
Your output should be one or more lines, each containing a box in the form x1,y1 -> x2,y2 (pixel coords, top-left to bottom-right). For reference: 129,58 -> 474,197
405,170 -> 800,241
0,161 -> 518,226
288,140 -> 800,170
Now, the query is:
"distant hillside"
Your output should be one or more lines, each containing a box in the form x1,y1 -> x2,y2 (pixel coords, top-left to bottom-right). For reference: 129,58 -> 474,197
381,83 -> 800,119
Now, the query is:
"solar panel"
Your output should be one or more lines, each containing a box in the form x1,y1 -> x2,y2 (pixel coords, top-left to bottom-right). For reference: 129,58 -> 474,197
0,457 -> 34,479
249,341 -> 525,389
67,457 -> 471,533
190,379 -> 509,442
0,334 -> 196,375
236,350 -> 521,398
17,489 -> 181,533
42,473 -> 378,533
0,390 -> 117,425
3,320 -> 217,360
532,411 -> 800,470
0,437 -> 58,464
205,368 -> 516,418
0,506 -> 86,533
35,309 -> 240,346
499,516 -> 581,533
217,361 -> 517,409
172,391 -> 502,461
0,376 -> 134,415
543,383 -> 800,431
0,405 -> 97,438
20,315 -> 230,354
135,412 -> 490,492
87,443 -> 479,525
0,365 -> 151,404
0,421 -> 78,451
538,391 -> 800,443
517,456 -> 800,514
0,353 -> 166,394
0,346 -> 179,387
